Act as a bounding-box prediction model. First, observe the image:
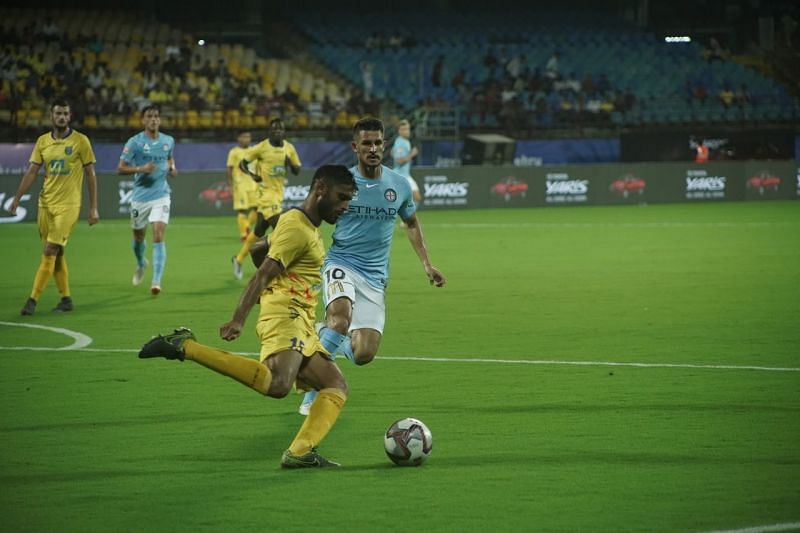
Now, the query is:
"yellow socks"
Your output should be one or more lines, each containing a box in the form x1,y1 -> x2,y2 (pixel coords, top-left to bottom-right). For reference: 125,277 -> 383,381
235,231 -> 258,265
30,254 -> 57,300
288,388 -> 347,456
248,210 -> 258,226
183,339 -> 272,394
236,213 -> 249,240
53,255 -> 70,298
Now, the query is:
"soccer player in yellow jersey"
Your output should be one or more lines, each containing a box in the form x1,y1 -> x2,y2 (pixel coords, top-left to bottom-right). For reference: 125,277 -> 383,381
226,131 -> 258,242
10,99 -> 99,316
231,118 -> 301,279
139,165 -> 357,468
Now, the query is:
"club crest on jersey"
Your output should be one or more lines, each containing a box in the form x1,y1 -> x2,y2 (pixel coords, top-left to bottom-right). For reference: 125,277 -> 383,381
384,188 -> 397,202
65,146 -> 73,155
143,144 -> 151,152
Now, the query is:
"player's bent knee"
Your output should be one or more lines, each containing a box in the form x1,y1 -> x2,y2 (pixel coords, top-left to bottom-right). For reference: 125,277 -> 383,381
326,313 -> 351,335
354,350 -> 376,366
267,377 -> 294,398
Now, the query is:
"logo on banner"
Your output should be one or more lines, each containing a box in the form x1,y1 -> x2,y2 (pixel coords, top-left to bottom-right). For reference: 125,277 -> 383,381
0,192 -> 32,223
545,172 -> 588,204
198,181 -> 232,209
118,180 -> 135,214
423,175 -> 469,206
491,176 -> 528,202
746,172 -> 781,196
284,185 -> 310,207
610,174 -> 646,199
685,170 -> 726,200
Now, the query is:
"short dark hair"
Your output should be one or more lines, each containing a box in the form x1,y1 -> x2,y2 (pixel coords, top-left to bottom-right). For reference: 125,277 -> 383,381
50,98 -> 69,111
352,117 -> 384,137
269,118 -> 284,128
311,164 -> 357,192
141,104 -> 160,117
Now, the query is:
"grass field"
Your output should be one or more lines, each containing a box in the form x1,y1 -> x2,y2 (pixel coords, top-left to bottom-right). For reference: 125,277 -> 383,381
1,201 -> 799,532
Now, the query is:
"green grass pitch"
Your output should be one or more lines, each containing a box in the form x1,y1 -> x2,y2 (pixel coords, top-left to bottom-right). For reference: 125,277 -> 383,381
1,201 -> 799,532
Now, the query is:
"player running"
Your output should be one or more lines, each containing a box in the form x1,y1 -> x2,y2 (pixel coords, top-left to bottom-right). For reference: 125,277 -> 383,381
298,117 -> 446,415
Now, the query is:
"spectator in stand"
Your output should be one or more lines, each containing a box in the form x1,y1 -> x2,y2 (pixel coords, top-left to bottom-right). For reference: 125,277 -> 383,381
545,52 -> 559,80
360,61 -> 373,102
719,83 -> 735,108
432,55 -> 444,88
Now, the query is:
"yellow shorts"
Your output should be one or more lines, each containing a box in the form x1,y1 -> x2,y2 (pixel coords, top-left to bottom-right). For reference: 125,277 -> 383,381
256,189 -> 282,219
256,312 -> 326,363
233,186 -> 257,211
38,204 -> 79,246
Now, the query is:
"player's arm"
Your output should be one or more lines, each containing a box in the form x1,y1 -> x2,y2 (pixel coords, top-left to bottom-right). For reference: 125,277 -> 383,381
220,258 -> 284,341
239,158 -> 262,182
118,159 -> 155,175
9,162 -> 41,214
226,165 -> 234,186
404,214 -> 446,287
285,147 -> 301,175
167,157 -> 177,177
393,145 -> 419,165
83,162 -> 99,225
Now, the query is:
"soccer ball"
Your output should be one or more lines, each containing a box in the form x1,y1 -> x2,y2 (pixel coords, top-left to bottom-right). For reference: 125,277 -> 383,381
384,417 -> 433,466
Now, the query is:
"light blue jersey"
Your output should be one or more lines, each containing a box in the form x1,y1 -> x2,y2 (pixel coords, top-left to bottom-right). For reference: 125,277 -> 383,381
391,136 -> 412,177
325,165 -> 416,289
120,131 -> 175,202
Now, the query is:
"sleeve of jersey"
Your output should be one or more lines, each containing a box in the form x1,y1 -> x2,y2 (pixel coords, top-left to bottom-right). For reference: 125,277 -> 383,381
29,138 -> 43,165
288,145 -> 301,166
266,220 -> 306,270
392,143 -> 408,160
226,149 -> 236,167
242,144 -> 260,163
399,181 -> 417,219
120,138 -> 135,163
80,136 -> 97,166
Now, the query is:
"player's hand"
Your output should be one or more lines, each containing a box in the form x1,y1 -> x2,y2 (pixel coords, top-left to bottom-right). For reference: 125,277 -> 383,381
168,166 -> 178,177
219,321 -> 243,341
8,198 -> 19,215
141,162 -> 156,173
87,208 -> 99,226
425,265 -> 446,288
410,147 -> 419,158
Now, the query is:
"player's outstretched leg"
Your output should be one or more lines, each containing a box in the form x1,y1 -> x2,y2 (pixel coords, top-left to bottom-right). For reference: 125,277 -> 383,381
138,327 -> 196,360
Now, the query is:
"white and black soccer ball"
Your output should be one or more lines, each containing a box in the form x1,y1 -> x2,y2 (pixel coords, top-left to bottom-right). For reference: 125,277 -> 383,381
384,417 -> 433,466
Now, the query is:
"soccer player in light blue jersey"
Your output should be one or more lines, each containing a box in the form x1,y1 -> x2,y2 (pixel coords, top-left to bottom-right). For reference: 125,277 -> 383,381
299,117 -> 446,415
391,119 -> 422,205
117,105 -> 177,295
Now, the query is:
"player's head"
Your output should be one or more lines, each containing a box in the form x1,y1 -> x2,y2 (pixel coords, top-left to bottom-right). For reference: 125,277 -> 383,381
50,99 -> 71,130
352,117 -> 384,169
141,105 -> 161,133
268,119 -> 285,144
397,119 -> 411,139
311,164 -> 358,224
237,131 -> 251,147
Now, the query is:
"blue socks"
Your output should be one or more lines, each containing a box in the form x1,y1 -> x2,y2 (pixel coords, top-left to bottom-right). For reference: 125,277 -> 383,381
319,327 -> 347,361
318,326 -> 355,364
152,242 -> 166,286
132,239 -> 146,268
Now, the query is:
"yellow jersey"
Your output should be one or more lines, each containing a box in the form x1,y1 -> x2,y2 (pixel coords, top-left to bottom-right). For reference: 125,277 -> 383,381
30,129 -> 96,208
259,207 -> 324,321
241,139 -> 301,198
226,145 -> 257,193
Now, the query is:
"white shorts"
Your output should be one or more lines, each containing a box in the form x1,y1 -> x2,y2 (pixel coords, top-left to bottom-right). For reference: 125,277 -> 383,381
131,197 -> 171,230
406,176 -> 420,193
322,264 -> 386,334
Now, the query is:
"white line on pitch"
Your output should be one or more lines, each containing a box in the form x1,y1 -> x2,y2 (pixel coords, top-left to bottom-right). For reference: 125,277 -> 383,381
2,344 -> 798,373
0,321 -> 93,351
702,521 -> 800,533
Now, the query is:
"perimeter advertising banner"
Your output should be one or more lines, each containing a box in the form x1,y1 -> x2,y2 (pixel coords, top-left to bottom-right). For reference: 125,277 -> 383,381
0,162 -> 796,223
